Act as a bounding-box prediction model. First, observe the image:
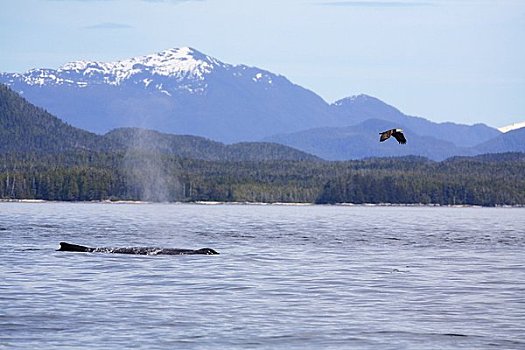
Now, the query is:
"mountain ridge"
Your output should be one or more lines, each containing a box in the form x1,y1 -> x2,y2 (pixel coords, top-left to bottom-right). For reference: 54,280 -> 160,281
0,84 -> 319,162
0,47 -> 515,159
0,84 -> 116,153
1,47 -> 336,142
265,119 -> 472,161
265,118 -> 523,161
105,127 -> 321,162
330,94 -> 499,148
498,121 -> 525,133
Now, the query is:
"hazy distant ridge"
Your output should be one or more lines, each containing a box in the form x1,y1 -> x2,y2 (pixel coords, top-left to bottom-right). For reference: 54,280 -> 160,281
0,84 -> 318,162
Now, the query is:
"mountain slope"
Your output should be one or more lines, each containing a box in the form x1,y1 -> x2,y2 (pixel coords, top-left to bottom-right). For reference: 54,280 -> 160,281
332,94 -> 500,148
0,84 -> 114,153
498,122 -> 525,133
105,128 -> 321,161
0,48 -> 505,155
265,119 -> 471,161
474,127 -> 525,154
0,47 -> 336,143
0,85 -> 319,161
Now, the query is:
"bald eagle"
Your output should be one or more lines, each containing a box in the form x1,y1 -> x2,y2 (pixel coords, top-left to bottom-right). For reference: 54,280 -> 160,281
379,128 -> 406,144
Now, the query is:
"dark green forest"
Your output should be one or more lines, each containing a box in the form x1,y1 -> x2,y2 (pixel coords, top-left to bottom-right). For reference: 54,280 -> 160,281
2,151 -> 525,206
2,83 -> 525,206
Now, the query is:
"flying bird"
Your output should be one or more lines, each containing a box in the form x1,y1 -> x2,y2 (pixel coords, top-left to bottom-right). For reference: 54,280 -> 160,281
379,128 -> 406,144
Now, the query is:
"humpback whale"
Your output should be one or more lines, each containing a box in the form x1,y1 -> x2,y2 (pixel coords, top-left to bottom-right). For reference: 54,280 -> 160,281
58,242 -> 219,255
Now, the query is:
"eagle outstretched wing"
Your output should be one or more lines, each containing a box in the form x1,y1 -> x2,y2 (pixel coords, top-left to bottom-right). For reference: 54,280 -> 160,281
379,128 -> 406,144
392,130 -> 407,144
379,129 -> 394,142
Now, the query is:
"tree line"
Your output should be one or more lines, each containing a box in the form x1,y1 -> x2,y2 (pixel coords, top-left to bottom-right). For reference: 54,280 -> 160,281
1,151 -> 525,206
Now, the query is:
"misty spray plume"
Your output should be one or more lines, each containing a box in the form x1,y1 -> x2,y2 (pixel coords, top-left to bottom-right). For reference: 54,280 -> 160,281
119,128 -> 182,202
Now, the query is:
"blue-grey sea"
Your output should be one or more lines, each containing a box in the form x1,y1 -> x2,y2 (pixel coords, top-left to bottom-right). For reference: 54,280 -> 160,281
1,202 -> 524,349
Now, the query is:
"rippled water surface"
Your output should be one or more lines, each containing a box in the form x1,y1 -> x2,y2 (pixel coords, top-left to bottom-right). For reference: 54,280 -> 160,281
1,202 -> 524,349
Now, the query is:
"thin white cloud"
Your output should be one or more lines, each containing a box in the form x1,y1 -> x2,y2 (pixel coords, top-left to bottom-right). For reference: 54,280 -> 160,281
319,1 -> 433,7
47,0 -> 204,2
83,22 -> 133,29
140,0 -> 205,3
47,0 -> 115,2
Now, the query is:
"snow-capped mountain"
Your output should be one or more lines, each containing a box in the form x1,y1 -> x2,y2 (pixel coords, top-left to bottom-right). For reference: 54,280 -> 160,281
0,47 -> 502,156
2,47 -> 276,96
1,47 -> 333,142
498,121 -> 525,133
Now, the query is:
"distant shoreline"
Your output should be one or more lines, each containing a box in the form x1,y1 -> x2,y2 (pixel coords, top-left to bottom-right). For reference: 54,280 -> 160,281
1,199 -> 523,208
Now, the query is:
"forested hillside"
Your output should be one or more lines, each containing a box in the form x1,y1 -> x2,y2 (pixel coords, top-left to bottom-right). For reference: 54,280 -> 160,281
1,84 -> 524,206
0,84 -> 116,153
0,85 -> 319,162
2,151 -> 525,206
105,128 -> 320,162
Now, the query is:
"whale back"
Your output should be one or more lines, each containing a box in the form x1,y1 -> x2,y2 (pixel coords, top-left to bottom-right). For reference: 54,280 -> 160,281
57,242 -> 219,255
192,248 -> 219,255
58,242 -> 95,252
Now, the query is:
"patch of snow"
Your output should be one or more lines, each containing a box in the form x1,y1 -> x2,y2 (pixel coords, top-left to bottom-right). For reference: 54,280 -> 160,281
333,94 -> 371,106
498,121 -> 525,133
251,72 -> 274,86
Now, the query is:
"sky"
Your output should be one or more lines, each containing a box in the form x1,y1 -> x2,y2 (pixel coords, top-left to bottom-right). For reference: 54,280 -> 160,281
1,0 -> 524,128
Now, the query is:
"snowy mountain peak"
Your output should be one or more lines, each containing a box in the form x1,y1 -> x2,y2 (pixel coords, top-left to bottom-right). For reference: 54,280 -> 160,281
498,121 -> 525,133
332,94 -> 375,106
59,47 -> 227,83
1,47 -> 281,96
123,47 -> 224,76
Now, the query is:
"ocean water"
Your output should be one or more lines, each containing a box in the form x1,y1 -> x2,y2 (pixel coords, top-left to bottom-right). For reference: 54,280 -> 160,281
1,202 -> 524,349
